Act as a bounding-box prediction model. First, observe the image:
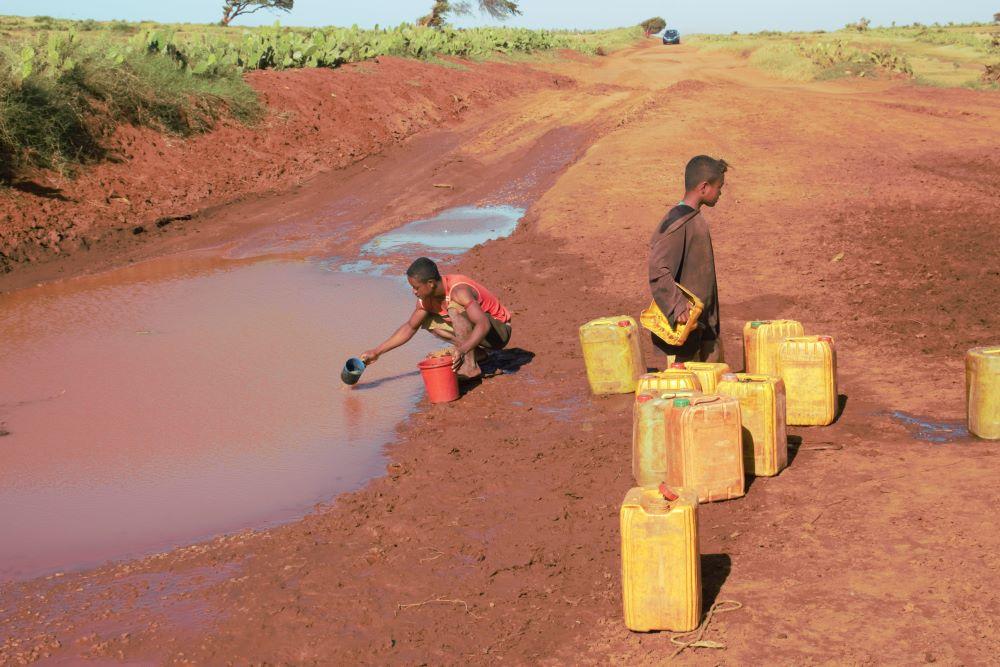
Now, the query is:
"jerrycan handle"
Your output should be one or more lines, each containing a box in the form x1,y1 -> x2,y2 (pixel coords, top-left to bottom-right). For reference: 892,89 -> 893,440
658,483 -> 679,501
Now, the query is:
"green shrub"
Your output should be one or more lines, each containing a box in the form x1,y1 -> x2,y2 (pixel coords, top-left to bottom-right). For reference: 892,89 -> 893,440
0,30 -> 259,177
0,20 -> 638,180
108,20 -> 135,33
797,41 -> 913,78
867,48 -> 914,75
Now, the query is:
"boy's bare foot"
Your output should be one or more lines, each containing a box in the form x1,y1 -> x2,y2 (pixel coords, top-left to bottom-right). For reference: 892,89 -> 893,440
456,369 -> 483,383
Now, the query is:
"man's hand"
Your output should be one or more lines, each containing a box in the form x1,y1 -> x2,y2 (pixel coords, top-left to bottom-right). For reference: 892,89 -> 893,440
675,309 -> 689,325
448,346 -> 464,373
360,349 -> 380,364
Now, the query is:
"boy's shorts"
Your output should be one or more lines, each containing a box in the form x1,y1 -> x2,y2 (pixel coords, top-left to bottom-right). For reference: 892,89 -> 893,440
423,312 -> 512,350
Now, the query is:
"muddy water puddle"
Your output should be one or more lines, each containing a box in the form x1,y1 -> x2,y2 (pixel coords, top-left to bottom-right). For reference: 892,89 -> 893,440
887,410 -> 970,443
362,205 -> 523,256
0,204 -> 525,582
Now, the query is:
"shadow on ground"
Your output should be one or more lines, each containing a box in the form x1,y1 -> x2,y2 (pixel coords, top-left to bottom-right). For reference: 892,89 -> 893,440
701,553 -> 732,612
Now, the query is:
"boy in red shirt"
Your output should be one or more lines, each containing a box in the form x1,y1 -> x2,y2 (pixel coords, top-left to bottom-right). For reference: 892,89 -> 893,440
361,257 -> 512,379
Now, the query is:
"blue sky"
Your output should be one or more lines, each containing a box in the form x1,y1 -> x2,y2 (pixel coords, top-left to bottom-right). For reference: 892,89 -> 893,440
1,1 -> 995,32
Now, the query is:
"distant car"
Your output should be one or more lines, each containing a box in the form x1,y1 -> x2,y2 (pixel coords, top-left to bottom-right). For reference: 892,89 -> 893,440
662,29 -> 681,45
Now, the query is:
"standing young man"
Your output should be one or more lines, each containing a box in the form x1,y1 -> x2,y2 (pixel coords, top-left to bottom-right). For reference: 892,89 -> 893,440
648,155 -> 728,363
361,257 -> 512,379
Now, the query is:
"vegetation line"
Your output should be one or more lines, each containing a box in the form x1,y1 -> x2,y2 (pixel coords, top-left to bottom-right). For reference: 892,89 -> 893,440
690,20 -> 1000,86
0,14 -> 640,181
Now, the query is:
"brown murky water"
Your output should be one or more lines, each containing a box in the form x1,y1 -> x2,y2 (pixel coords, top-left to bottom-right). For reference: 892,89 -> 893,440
0,98 -> 590,584
0,202 -> 528,581
0,253 -> 441,581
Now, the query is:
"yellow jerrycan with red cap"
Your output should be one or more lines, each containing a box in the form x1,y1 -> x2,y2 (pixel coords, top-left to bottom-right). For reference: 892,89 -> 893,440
579,316 -> 646,394
664,395 -> 745,503
743,320 -> 804,376
635,366 -> 702,395
717,373 -> 788,476
682,361 -> 732,394
778,335 -> 838,426
620,484 -> 701,632
633,389 -> 702,487
967,346 -> 1000,439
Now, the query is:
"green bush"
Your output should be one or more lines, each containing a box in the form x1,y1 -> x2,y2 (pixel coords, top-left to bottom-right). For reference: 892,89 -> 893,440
0,20 -> 638,179
797,41 -> 913,78
0,30 -> 259,177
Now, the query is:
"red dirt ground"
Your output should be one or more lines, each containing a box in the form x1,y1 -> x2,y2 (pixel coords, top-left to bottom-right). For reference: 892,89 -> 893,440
1,42 -> 999,665
0,56 -> 571,289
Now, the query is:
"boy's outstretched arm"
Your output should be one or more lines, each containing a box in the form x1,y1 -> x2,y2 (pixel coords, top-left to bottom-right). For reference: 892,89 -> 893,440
361,308 -> 427,364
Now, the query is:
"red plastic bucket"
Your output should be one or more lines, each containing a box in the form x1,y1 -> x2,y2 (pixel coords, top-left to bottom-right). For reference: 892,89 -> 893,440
417,355 -> 460,403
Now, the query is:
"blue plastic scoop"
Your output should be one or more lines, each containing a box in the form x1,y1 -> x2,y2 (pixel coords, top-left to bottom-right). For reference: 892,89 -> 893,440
341,357 -> 366,385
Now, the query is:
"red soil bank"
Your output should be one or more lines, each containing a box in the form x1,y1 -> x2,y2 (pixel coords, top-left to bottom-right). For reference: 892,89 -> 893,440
0,56 -> 570,285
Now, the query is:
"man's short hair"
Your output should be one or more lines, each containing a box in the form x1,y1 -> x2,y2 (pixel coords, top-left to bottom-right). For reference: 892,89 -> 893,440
406,257 -> 441,282
684,155 -> 729,191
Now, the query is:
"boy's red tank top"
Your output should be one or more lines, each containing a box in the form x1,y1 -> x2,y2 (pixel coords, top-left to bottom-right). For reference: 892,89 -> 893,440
418,274 -> 511,323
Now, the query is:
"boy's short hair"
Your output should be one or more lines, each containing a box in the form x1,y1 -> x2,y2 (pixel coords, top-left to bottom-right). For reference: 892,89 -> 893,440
684,155 -> 729,191
406,257 -> 441,282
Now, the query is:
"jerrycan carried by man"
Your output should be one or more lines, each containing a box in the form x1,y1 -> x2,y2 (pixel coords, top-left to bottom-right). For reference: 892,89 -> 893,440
620,484 -> 701,632
579,316 -> 645,394
664,395 -> 745,503
633,389 -> 701,487
717,373 -> 788,477
778,335 -> 838,426
744,319 -> 804,376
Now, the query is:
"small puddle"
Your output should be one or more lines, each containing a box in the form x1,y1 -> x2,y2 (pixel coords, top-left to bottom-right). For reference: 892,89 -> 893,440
361,205 -> 524,256
887,410 -> 969,443
0,203 -> 525,582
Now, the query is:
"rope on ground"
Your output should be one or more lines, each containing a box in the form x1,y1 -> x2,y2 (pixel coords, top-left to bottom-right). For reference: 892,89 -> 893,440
395,596 -> 480,618
668,599 -> 743,660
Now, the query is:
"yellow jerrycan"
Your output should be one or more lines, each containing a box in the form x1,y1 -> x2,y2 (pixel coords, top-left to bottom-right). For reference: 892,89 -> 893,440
743,319 -> 804,376
777,335 -> 838,426
967,346 -> 1000,440
639,284 -> 704,347
633,389 -> 701,487
682,361 -> 732,394
664,395 -> 745,503
620,484 -> 701,632
635,368 -> 702,395
716,373 -> 788,477
579,316 -> 646,395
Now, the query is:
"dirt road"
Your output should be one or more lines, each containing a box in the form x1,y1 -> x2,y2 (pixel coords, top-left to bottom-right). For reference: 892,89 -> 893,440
2,42 -> 998,665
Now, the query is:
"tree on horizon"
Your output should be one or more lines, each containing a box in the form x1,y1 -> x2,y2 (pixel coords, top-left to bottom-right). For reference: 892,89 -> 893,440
419,0 -> 521,29
220,0 -> 294,26
640,17 -> 666,37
